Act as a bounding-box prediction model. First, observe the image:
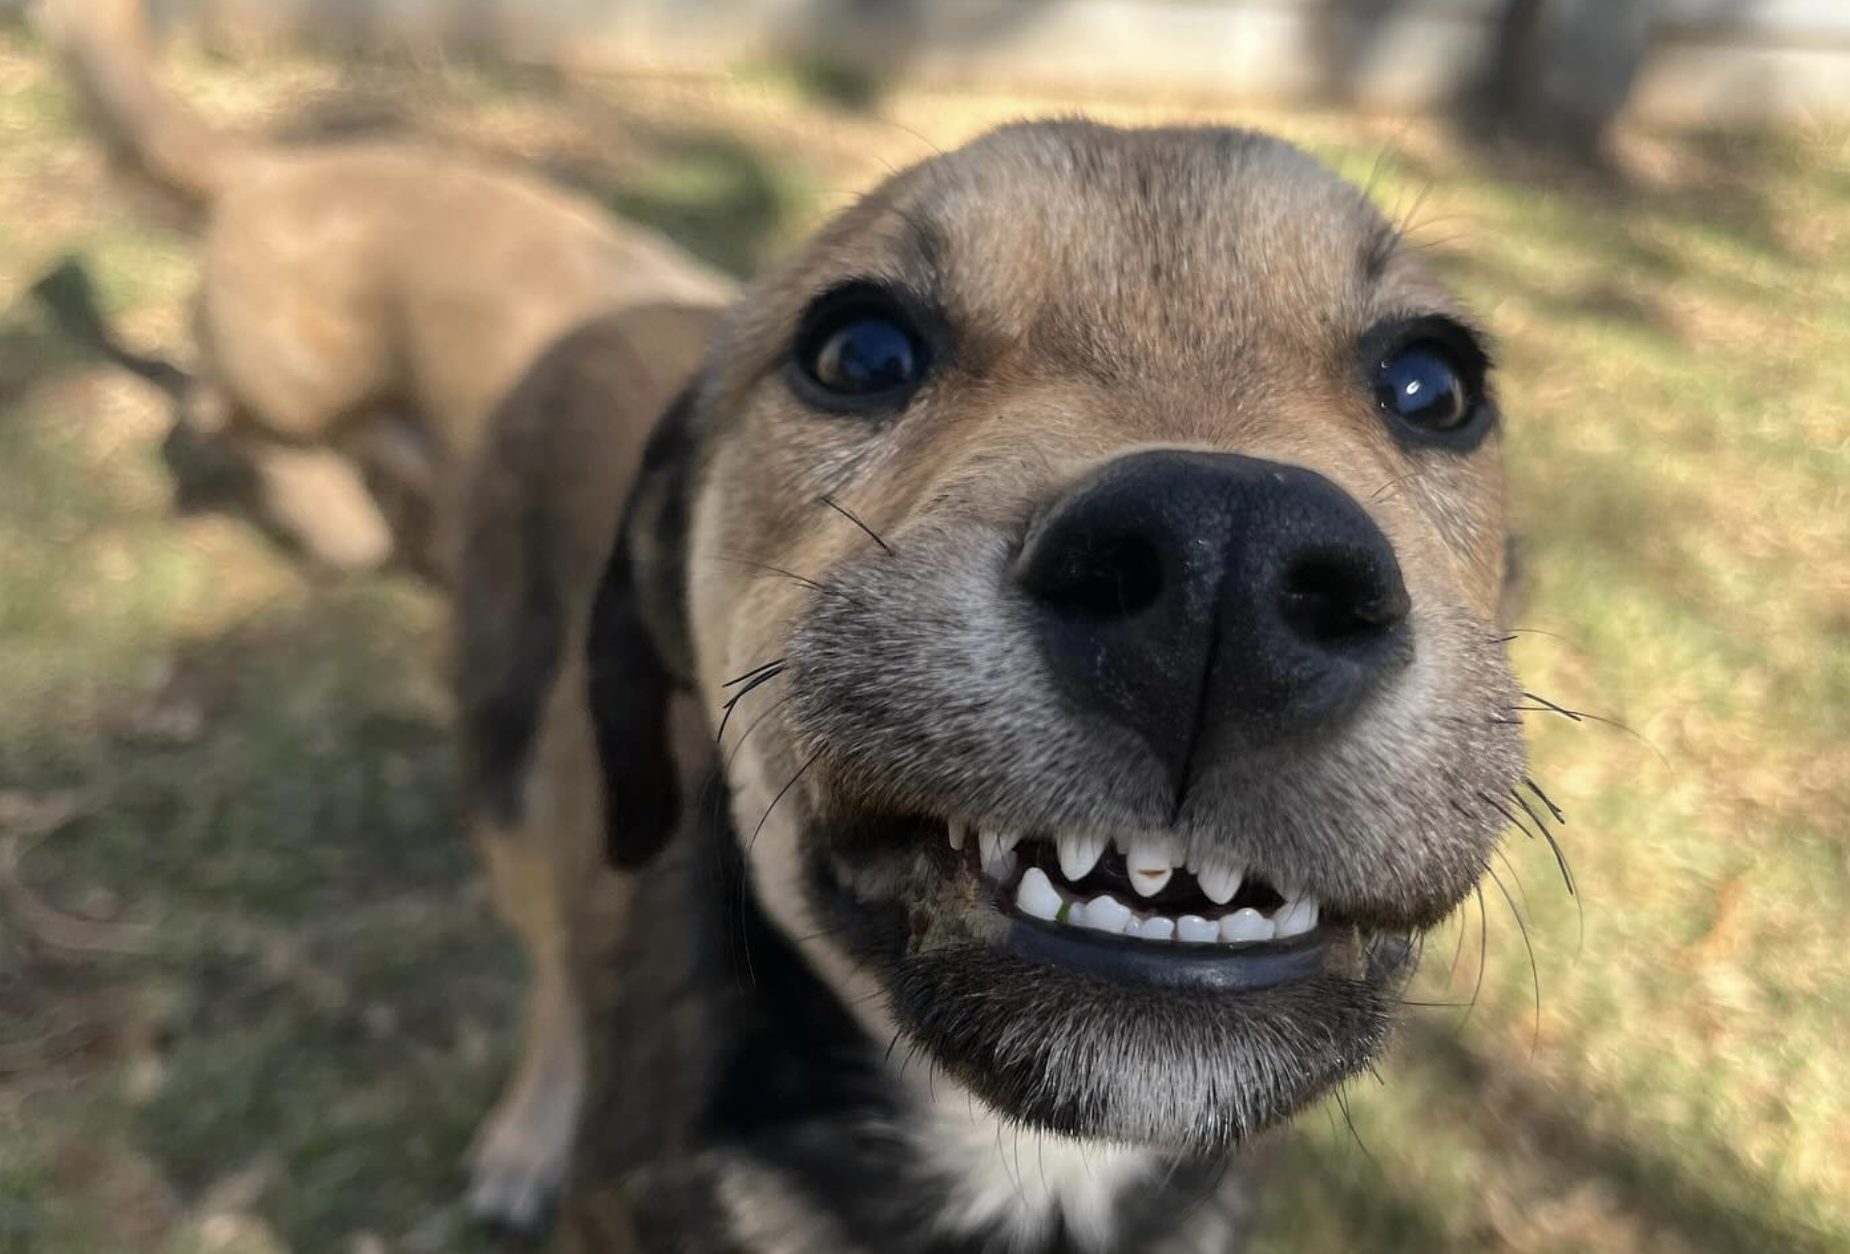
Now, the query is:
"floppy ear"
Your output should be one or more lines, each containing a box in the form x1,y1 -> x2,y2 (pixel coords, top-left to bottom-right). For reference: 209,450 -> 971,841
586,385 -> 703,868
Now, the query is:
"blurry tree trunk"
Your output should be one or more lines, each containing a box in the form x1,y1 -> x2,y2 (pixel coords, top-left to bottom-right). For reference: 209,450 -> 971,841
1476,0 -> 1659,159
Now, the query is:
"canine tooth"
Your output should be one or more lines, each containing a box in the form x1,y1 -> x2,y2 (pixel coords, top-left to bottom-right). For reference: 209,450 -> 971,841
1015,867 -> 1063,922
1126,835 -> 1176,897
1056,832 -> 1107,882
1078,894 -> 1132,934
1176,914 -> 1219,944
1221,908 -> 1275,943
1135,915 -> 1176,942
979,828 -> 1017,880
1274,898 -> 1321,938
948,822 -> 967,852
1197,859 -> 1244,906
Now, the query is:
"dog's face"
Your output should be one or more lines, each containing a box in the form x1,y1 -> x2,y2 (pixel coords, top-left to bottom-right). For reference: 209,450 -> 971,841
612,121 -> 1525,1153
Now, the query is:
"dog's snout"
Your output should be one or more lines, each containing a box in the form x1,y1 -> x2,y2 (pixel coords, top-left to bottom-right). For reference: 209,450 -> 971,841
1018,450 -> 1411,790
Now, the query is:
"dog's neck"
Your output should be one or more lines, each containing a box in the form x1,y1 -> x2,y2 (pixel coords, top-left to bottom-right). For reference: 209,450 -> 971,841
578,779 -> 1254,1253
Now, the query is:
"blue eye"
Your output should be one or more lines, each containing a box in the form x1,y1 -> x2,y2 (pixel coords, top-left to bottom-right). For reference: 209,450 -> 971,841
793,288 -> 931,409
811,316 -> 922,394
1373,342 -> 1473,431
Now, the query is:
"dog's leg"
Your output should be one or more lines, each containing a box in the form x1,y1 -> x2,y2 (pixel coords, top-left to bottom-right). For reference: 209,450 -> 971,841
467,812 -> 588,1234
239,438 -> 396,572
466,663 -> 631,1235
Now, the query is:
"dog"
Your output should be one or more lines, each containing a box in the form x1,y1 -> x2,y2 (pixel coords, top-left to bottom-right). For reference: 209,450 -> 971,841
471,118 -> 1529,1250
37,0 -> 729,577
37,0 -> 733,1227
48,9 -> 1529,1240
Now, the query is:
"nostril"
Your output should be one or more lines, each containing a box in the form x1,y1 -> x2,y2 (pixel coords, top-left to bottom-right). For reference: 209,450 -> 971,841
1030,531 -> 1166,619
1277,553 -> 1411,647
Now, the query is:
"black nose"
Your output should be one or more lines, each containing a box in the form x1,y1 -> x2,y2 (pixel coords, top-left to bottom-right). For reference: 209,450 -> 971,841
1018,450 -> 1411,793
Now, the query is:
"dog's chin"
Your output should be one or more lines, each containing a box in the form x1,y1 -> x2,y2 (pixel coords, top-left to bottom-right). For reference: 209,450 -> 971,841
803,813 -> 1419,1154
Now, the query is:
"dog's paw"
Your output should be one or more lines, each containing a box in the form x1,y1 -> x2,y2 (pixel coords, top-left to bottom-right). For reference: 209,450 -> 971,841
464,1069 -> 583,1235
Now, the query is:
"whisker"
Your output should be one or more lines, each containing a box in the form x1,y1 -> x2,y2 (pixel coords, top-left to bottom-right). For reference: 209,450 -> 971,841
1487,862 -> 1542,1054
819,494 -> 894,555
1493,844 -> 1535,924
1368,470 -> 1423,503
1523,775 -> 1568,825
723,657 -> 788,688
726,695 -> 791,773
1508,786 -> 1578,900
1511,696 -> 1668,765
1464,883 -> 1489,1027
746,749 -> 821,857
1519,691 -> 1582,721
1475,790 -> 1537,842
1332,1085 -> 1376,1167
715,663 -> 786,744
708,554 -> 830,595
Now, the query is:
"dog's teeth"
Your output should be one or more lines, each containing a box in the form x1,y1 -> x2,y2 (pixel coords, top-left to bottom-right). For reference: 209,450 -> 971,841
1220,907 -> 1275,943
1056,832 -> 1107,882
1175,914 -> 1219,944
948,822 -> 967,852
1196,859 -> 1244,906
1077,894 -> 1132,934
1274,898 -> 1320,938
1134,915 -> 1176,942
1015,867 -> 1063,921
1126,835 -> 1176,897
979,827 -> 1017,880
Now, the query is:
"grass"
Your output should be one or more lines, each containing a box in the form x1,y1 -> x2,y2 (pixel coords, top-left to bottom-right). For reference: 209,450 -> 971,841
0,27 -> 1845,1254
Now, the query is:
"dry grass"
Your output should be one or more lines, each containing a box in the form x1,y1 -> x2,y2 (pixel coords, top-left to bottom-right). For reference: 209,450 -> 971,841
0,25 -> 1844,1253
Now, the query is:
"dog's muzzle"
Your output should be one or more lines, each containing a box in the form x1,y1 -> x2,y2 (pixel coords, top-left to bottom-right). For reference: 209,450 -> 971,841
780,447 -> 1519,1147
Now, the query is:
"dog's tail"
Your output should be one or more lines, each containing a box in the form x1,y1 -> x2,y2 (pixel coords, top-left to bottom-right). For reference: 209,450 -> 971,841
31,254 -> 191,399
34,0 -> 247,214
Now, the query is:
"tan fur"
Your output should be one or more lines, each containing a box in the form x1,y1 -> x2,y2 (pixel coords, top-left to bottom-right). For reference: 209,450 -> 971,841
38,0 -> 729,575
570,121 -> 1519,1248
454,305 -> 727,1225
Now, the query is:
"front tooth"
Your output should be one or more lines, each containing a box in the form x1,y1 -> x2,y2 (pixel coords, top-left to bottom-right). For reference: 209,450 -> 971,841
1220,908 -> 1275,943
1015,867 -> 1063,921
948,822 -> 967,852
1126,835 -> 1176,897
1197,859 -> 1244,906
979,827 -> 1017,880
1274,898 -> 1320,938
1176,914 -> 1219,944
1135,915 -> 1176,942
1057,832 -> 1107,882
1078,894 -> 1132,934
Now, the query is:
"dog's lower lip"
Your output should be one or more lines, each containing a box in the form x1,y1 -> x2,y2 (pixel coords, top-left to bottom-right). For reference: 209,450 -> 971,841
1003,913 -> 1335,991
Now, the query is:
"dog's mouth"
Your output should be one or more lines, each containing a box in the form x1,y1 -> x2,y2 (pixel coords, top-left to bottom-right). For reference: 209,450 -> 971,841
950,823 -> 1341,989
802,804 -> 1413,1150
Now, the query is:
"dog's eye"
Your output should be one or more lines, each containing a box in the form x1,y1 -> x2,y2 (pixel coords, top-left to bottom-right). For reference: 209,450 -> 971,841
789,285 -> 932,411
811,315 -> 922,394
1374,343 -> 1468,429
1366,322 -> 1488,438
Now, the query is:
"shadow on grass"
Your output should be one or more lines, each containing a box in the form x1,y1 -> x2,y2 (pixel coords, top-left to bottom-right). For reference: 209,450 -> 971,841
1413,1023 -> 1837,1254
1260,1018 -> 1839,1253
2,585 -> 514,1251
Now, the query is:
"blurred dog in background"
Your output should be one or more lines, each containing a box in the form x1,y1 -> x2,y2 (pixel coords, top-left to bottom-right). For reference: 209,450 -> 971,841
36,0 -> 731,1228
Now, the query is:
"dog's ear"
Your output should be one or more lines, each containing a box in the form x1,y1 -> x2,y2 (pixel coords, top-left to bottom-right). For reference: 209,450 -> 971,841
587,385 -> 703,868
